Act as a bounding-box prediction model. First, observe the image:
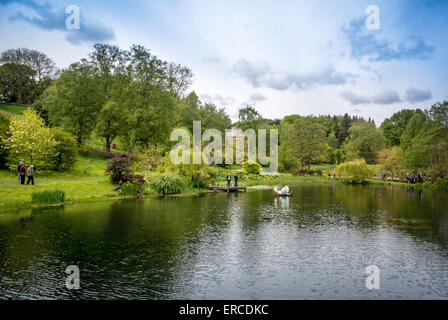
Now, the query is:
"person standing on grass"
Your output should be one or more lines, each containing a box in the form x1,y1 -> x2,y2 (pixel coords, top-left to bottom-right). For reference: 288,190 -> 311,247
227,173 -> 231,187
18,162 -> 26,185
26,165 -> 35,185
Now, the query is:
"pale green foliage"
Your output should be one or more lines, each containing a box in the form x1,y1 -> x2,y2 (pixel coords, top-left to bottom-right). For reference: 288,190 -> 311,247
336,158 -> 371,184
150,173 -> 188,195
134,144 -> 164,173
242,160 -> 262,174
4,109 -> 57,165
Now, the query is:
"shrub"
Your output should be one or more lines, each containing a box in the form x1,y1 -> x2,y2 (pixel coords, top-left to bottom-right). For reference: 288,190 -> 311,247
437,179 -> 448,191
120,181 -> 139,196
106,155 -> 132,184
51,128 -> 78,170
150,173 -> 188,195
336,158 -> 371,184
31,190 -> 65,204
242,160 -> 262,175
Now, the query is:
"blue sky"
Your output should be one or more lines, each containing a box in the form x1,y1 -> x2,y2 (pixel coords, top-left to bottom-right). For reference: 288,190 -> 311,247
1,0 -> 447,124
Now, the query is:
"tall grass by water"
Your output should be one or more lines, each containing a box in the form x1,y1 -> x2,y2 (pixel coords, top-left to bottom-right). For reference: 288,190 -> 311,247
31,190 -> 65,204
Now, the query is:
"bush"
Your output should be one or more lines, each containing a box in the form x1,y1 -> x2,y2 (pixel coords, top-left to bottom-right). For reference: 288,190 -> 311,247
106,155 -> 132,184
120,181 -> 139,196
437,179 -> 448,191
242,160 -> 262,175
336,158 -> 371,184
31,190 -> 65,204
150,173 -> 188,195
51,128 -> 78,170
190,170 -> 208,189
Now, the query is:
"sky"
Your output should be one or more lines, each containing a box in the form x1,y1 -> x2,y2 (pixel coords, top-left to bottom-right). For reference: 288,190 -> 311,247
1,0 -> 447,125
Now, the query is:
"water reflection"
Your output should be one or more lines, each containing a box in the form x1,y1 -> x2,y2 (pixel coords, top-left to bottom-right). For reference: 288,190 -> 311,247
0,184 -> 447,299
274,196 -> 289,209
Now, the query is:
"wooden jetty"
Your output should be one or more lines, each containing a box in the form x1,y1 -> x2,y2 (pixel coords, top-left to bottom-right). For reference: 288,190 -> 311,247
209,186 -> 247,193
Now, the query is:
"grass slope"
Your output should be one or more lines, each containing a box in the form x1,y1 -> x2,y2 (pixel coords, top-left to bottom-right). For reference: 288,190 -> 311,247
0,152 -> 115,212
0,103 -> 30,115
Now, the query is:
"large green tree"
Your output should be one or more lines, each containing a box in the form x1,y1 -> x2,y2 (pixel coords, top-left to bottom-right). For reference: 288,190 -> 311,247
343,120 -> 385,164
380,109 -> 422,146
284,117 -> 328,171
42,60 -> 104,145
0,48 -> 55,104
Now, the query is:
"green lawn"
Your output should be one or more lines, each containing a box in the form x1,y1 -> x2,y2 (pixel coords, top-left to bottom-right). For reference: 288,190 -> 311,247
0,152 -> 117,213
0,103 -> 30,115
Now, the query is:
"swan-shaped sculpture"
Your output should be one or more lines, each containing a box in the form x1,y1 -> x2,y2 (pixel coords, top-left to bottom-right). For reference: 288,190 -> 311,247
274,185 -> 292,197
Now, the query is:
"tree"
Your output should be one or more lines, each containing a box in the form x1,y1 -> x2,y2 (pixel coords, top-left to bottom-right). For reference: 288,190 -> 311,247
400,102 -> 448,179
199,103 -> 231,134
3,109 -> 57,165
51,128 -> 78,170
165,62 -> 193,100
378,147 -> 402,178
0,113 -> 10,168
178,92 -> 202,132
0,63 -> 36,104
0,48 -> 55,104
119,81 -> 177,157
95,101 -> 125,152
338,113 -> 352,146
343,121 -> 385,164
336,159 -> 370,184
89,43 -> 128,100
238,105 -> 264,131
43,60 -> 104,145
285,117 -> 328,171
380,109 -> 420,146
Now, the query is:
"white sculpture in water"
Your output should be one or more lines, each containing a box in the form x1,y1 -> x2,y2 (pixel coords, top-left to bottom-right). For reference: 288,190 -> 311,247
274,185 -> 292,197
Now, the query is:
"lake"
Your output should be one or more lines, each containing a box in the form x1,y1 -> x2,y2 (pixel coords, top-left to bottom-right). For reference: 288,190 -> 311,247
1,183 -> 447,299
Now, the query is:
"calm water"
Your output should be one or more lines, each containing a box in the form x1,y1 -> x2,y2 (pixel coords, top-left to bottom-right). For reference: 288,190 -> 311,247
0,183 -> 447,300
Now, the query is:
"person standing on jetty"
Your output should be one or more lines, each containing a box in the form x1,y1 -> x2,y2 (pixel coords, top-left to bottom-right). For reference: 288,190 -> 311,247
227,173 -> 231,187
234,173 -> 238,187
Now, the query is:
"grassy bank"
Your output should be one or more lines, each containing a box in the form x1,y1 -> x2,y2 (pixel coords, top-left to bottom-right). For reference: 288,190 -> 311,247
0,151 -> 441,213
0,103 -> 30,115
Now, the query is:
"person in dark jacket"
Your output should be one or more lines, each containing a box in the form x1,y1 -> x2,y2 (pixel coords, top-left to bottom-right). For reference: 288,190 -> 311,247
227,173 -> 231,187
18,162 -> 26,185
234,173 -> 238,187
26,165 -> 35,185
418,173 -> 423,184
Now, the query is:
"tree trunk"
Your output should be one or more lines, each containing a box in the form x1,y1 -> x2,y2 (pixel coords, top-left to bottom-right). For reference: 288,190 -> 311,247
105,136 -> 111,152
128,140 -> 136,159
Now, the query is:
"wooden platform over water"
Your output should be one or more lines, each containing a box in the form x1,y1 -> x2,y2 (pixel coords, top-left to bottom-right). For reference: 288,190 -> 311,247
209,186 -> 247,193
